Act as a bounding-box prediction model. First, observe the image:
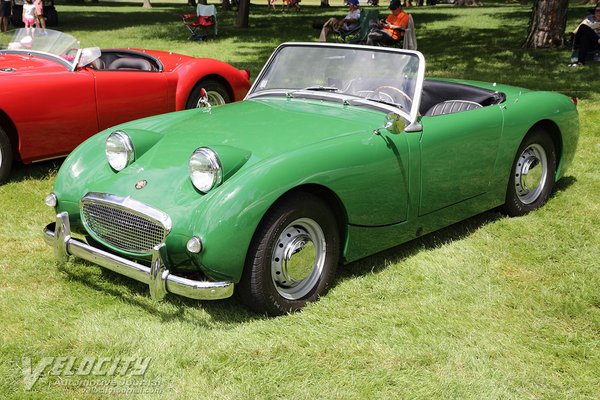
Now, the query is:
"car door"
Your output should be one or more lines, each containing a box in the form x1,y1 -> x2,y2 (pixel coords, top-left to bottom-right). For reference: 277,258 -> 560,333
17,70 -> 98,162
91,70 -> 169,131
418,105 -> 504,216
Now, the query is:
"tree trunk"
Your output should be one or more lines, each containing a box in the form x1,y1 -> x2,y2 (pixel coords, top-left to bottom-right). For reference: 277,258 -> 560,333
320,0 -> 331,7
524,0 -> 569,48
454,0 -> 482,6
142,0 -> 152,8
188,0 -> 197,6
222,0 -> 232,11
236,0 -> 250,28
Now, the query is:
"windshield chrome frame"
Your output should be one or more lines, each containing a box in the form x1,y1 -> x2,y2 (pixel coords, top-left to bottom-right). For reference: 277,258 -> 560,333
246,42 -> 426,125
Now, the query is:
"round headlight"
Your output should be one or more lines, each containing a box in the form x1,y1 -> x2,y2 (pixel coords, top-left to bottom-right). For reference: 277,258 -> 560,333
189,147 -> 223,193
105,131 -> 134,171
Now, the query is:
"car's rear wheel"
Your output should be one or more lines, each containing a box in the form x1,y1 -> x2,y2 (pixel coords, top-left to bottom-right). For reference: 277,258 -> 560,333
238,192 -> 340,315
186,79 -> 231,109
0,127 -> 13,185
502,128 -> 556,216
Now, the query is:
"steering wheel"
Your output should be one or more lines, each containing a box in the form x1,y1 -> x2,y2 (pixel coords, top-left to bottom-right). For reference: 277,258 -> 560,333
372,86 -> 412,110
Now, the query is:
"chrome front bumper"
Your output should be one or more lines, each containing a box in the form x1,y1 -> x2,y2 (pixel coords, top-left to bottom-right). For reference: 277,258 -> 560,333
43,212 -> 234,301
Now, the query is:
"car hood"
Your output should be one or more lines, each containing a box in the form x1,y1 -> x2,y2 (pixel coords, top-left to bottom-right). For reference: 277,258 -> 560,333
0,52 -> 67,74
55,96 -> 386,208
114,96 -> 384,166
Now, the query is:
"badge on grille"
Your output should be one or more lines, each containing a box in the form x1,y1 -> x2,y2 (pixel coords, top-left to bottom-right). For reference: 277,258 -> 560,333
135,180 -> 147,190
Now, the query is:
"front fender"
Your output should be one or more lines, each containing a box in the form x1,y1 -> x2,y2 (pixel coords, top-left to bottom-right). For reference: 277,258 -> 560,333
190,129 -> 393,282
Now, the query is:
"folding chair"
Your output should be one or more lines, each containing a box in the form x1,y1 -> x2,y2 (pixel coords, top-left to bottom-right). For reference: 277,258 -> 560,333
335,10 -> 379,44
182,4 -> 218,41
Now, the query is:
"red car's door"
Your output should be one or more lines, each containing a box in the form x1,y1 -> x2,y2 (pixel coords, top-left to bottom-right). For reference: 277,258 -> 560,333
17,70 -> 98,162
91,70 -> 169,130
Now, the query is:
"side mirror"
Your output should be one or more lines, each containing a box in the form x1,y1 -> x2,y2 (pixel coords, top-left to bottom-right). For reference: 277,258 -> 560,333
78,47 -> 101,68
384,113 -> 406,134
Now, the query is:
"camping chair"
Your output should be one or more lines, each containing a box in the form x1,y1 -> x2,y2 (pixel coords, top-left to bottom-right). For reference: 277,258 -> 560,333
336,10 -> 379,44
182,4 -> 218,41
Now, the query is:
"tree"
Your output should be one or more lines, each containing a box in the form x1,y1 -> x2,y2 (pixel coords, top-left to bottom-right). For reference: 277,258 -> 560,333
236,0 -> 250,28
524,0 -> 569,48
320,0 -> 331,7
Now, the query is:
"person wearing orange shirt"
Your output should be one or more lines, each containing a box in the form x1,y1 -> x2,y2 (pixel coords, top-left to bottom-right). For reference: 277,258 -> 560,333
367,0 -> 409,46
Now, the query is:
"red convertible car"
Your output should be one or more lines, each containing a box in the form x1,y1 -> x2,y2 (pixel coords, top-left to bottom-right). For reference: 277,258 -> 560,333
0,29 -> 251,183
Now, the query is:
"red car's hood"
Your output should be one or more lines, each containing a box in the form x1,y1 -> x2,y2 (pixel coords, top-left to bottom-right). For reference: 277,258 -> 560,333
0,53 -> 68,75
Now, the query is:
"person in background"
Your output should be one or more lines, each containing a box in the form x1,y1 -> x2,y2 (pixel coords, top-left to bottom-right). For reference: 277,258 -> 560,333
569,2 -> 600,67
0,0 -> 11,32
34,0 -> 45,31
22,0 -> 35,33
366,0 -> 409,46
318,0 -> 360,42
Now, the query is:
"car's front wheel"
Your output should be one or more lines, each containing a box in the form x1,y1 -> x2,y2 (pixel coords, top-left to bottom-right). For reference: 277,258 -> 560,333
186,79 -> 231,109
0,127 -> 13,184
502,128 -> 557,216
238,193 -> 340,315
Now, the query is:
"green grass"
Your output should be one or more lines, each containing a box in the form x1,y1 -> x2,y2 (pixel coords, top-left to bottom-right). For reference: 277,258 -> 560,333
1,1 -> 599,399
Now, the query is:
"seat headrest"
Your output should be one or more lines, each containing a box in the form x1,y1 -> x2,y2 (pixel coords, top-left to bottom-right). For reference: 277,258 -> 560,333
109,57 -> 153,71
425,100 -> 482,116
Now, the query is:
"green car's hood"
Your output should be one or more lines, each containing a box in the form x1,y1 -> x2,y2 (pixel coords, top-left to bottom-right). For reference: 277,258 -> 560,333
55,96 -> 387,208
126,97 -> 382,160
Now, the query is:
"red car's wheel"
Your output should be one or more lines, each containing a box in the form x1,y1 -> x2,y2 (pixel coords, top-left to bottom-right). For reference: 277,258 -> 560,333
0,127 -> 13,184
238,192 -> 340,315
186,79 -> 231,109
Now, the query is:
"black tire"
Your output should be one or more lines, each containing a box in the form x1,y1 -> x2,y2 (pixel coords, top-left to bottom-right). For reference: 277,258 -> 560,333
0,126 -> 13,185
502,128 -> 557,216
185,79 -> 231,109
238,192 -> 340,316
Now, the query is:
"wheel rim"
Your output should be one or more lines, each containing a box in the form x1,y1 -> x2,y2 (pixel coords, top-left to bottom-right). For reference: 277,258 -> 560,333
195,90 -> 226,108
514,143 -> 548,205
271,218 -> 326,300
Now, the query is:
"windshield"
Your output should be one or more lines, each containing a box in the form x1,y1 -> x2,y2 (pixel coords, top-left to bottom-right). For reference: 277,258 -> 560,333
248,43 -> 425,120
0,29 -> 80,69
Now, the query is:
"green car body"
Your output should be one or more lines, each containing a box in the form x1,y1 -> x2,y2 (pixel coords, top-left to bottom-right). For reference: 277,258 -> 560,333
44,43 -> 579,315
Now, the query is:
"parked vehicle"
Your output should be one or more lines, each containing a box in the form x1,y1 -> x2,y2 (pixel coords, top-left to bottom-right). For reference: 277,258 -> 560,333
43,43 -> 578,315
0,29 -> 251,183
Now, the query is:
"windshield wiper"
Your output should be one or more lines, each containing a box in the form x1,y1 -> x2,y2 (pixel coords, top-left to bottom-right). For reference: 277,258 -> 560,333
362,97 -> 404,110
286,86 -> 339,98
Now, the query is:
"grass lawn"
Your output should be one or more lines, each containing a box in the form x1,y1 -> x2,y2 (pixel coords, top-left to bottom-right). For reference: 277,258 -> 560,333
1,1 -> 599,399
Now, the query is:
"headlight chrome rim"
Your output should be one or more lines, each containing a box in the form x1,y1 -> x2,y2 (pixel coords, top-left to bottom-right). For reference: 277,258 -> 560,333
189,147 -> 223,193
106,130 -> 134,172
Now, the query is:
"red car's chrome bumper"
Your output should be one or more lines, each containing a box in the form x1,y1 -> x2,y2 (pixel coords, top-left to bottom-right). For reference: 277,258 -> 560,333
43,212 -> 234,301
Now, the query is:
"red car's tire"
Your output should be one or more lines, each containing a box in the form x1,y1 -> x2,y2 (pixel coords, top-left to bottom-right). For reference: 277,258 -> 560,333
238,192 -> 340,316
186,79 -> 231,109
502,128 -> 557,216
0,127 -> 13,185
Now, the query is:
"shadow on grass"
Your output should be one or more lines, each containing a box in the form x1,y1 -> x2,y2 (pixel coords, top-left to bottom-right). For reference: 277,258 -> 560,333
5,159 -> 63,184
54,176 -> 575,324
340,174 -> 576,280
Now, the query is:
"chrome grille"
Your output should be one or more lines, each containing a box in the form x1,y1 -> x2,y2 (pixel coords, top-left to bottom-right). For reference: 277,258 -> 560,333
80,193 -> 171,255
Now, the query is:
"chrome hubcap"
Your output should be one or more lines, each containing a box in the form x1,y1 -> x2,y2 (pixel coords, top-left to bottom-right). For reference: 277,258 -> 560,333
514,143 -> 548,204
271,218 -> 326,300
195,91 -> 226,108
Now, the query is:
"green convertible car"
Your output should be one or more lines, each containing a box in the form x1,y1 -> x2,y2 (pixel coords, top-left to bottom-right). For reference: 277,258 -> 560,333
43,43 -> 579,315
